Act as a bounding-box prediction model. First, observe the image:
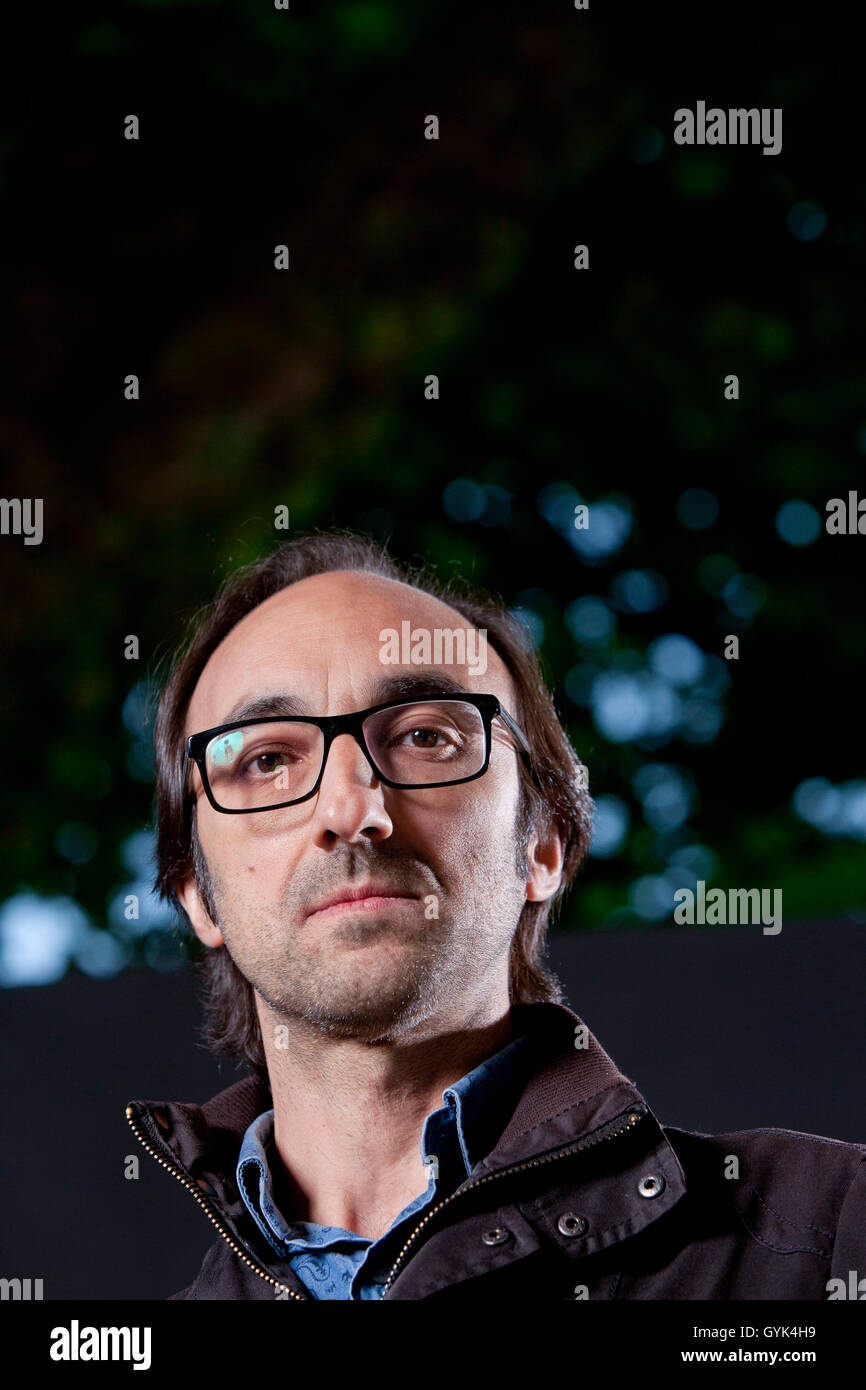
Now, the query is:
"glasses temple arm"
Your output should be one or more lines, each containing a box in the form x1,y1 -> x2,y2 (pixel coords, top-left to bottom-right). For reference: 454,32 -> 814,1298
496,707 -> 532,761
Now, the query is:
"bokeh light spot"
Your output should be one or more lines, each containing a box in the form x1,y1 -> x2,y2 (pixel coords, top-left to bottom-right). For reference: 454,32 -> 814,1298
775,499 -> 821,546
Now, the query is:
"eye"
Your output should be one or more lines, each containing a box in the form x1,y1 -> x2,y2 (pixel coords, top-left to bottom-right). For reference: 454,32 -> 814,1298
254,750 -> 289,772
390,723 -> 457,747
404,726 -> 446,746
237,745 -> 301,778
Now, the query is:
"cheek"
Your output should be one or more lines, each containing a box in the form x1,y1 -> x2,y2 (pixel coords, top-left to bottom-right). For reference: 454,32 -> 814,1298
393,769 -> 519,854
200,811 -> 299,890
463,760 -> 520,828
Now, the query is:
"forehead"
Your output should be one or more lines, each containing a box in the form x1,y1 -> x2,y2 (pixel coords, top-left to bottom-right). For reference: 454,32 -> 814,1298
186,569 -> 517,731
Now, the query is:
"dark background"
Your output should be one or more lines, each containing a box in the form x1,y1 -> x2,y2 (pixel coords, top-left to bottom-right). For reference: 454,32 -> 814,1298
0,1 -> 863,1298
3,920 -> 865,1299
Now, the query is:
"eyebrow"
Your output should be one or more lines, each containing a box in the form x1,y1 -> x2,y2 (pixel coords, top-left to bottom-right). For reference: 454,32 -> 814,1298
222,693 -> 310,723
220,672 -> 472,726
366,671 -> 471,705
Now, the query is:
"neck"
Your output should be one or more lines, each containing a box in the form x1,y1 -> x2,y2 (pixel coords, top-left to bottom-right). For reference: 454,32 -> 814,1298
259,999 -> 513,1241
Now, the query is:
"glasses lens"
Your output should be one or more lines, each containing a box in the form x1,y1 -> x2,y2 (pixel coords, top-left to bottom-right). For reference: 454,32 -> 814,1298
363,700 -> 486,785
204,722 -> 324,809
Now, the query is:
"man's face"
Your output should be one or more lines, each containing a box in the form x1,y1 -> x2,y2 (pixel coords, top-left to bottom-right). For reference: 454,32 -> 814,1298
179,570 -> 560,1044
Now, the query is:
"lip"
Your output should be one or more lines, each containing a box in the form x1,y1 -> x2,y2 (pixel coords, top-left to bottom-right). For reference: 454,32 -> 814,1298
305,885 -> 420,921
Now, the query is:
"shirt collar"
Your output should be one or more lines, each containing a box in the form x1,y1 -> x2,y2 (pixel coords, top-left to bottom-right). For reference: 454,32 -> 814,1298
436,1030 -> 532,1174
236,1027 -> 533,1252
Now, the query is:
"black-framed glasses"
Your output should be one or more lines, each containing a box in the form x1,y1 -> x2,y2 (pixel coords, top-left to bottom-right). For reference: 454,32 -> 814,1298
185,694 -> 532,814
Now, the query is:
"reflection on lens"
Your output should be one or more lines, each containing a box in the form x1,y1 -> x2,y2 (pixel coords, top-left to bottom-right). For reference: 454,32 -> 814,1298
209,730 -> 245,766
206,722 -> 323,809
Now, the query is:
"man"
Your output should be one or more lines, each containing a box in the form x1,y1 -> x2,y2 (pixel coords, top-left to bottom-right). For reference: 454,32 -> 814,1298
127,531 -> 866,1300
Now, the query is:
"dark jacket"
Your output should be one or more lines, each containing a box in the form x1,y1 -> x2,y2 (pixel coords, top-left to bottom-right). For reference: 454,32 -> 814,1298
126,1002 -> 866,1300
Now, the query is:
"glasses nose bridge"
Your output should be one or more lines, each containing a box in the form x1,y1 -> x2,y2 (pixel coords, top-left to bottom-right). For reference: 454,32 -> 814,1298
320,711 -> 380,782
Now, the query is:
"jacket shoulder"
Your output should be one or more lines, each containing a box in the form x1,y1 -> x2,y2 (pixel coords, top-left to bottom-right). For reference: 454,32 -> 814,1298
664,1119 -> 866,1175
662,1121 -> 866,1248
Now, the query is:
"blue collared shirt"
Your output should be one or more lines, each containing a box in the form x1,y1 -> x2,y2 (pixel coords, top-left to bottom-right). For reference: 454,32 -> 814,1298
236,1028 -> 532,1299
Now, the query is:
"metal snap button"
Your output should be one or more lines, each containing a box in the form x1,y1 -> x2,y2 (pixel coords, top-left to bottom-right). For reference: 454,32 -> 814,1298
481,1228 -> 511,1246
637,1173 -> 665,1198
557,1212 -> 588,1237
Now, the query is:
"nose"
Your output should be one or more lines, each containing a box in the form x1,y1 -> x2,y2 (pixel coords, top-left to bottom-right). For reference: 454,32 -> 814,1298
310,731 -> 393,846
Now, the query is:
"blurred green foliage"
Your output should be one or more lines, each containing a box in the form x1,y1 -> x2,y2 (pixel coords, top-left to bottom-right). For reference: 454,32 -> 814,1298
0,2 -> 864,977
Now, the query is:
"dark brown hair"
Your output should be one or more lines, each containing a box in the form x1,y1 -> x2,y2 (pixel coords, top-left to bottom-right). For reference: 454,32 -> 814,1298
153,530 -> 592,1076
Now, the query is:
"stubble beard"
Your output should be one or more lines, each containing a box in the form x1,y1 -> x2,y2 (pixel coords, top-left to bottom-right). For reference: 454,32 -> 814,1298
190,814 -> 531,1044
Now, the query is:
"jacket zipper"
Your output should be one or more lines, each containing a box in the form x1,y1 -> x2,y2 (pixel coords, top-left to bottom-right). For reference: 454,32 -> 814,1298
379,1103 -> 645,1297
127,1100 -> 645,1301
125,1104 -> 308,1301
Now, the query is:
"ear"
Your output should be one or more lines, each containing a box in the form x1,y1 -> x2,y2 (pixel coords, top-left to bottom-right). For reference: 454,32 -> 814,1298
524,824 -> 566,903
177,874 -> 224,948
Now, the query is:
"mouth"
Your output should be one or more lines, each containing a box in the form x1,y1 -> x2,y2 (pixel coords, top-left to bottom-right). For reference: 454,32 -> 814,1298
304,886 -> 421,923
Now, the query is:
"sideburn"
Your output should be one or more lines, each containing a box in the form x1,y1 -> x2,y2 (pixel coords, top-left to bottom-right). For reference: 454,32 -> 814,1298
191,815 -> 219,925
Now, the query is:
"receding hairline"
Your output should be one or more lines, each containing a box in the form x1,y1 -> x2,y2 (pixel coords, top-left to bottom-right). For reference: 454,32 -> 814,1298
227,566 -> 495,631
183,564 -> 519,728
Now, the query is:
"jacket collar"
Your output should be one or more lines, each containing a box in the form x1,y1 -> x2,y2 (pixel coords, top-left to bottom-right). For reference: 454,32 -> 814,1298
127,1001 -> 683,1258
